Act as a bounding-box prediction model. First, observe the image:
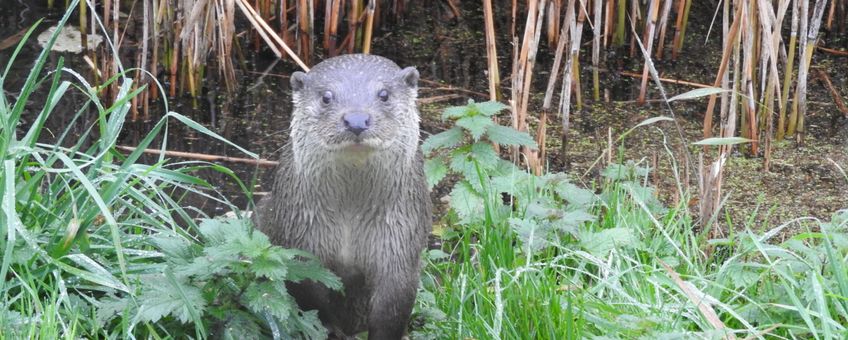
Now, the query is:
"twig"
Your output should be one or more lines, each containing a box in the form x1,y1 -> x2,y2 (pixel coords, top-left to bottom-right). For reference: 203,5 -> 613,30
115,145 -> 279,168
619,71 -> 712,88
816,45 -> 848,56
815,68 -> 848,117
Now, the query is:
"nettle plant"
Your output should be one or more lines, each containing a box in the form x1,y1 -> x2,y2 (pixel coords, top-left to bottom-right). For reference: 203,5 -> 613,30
421,101 -> 601,253
97,218 -> 341,339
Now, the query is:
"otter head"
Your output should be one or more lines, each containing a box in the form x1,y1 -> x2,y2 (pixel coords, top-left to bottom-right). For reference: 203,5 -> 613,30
289,54 -> 420,165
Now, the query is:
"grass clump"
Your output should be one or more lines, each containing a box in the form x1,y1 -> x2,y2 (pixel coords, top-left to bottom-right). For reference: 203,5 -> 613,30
415,101 -> 848,339
0,2 -> 337,338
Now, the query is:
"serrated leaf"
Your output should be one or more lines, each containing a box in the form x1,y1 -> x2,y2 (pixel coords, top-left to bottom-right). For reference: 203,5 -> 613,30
509,217 -> 551,253
284,251 -> 342,291
244,281 -> 293,320
136,275 -> 205,324
424,156 -> 448,189
449,181 -> 484,223
470,142 -> 499,170
668,87 -> 727,102
475,101 -> 509,116
556,210 -> 596,230
220,310 -> 264,340
252,251 -> 288,280
442,105 -> 468,120
456,115 -> 493,141
579,227 -> 638,257
485,124 -> 538,148
692,137 -> 753,146
421,127 -> 464,154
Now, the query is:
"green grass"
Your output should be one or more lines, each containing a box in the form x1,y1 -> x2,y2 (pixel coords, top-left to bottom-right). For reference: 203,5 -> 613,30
410,138 -> 848,339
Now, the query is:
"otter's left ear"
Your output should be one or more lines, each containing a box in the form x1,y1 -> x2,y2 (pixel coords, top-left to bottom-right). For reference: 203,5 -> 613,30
398,66 -> 419,89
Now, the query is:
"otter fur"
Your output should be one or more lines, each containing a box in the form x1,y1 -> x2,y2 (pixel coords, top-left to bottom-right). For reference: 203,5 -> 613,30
254,54 -> 432,339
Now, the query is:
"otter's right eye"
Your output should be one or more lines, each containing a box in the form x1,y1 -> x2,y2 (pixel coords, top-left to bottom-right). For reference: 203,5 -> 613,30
322,91 -> 333,104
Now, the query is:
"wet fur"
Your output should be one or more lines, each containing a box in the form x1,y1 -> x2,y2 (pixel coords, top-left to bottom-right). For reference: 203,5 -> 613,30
255,54 -> 432,339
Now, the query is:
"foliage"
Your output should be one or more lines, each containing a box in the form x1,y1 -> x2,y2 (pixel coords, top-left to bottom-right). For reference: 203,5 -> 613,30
417,102 -> 848,339
422,100 -> 538,225
0,5 -> 337,338
96,218 -> 340,339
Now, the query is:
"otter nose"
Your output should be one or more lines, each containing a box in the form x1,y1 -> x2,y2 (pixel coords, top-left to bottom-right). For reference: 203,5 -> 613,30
343,112 -> 371,136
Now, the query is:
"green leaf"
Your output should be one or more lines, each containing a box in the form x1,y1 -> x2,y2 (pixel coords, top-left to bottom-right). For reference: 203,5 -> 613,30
668,87 -> 727,102
579,227 -> 638,257
136,274 -> 205,324
424,156 -> 448,189
284,250 -> 342,290
421,127 -> 464,154
252,250 -> 289,280
456,115 -> 493,141
692,137 -> 754,146
485,124 -> 538,149
244,281 -> 294,320
449,181 -> 484,224
220,310 -> 263,340
442,105 -> 468,120
470,142 -> 500,170
509,217 -> 551,253
475,101 -> 510,116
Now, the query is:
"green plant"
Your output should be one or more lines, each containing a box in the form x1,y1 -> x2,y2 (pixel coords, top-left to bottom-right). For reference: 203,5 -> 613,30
0,2 -> 338,338
97,218 -> 341,339
422,100 -> 537,224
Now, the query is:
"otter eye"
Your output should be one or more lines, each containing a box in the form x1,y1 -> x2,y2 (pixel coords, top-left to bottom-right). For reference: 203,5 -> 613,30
378,89 -> 389,102
322,91 -> 333,104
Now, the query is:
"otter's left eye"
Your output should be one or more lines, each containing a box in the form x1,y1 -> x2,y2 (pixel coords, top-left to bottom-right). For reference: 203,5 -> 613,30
378,89 -> 389,102
322,91 -> 334,104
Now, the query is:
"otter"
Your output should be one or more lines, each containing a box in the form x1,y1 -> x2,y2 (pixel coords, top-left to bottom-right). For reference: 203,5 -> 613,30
254,54 -> 432,340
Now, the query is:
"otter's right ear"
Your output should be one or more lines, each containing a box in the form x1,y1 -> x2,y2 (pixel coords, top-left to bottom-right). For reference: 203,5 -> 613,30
291,71 -> 308,91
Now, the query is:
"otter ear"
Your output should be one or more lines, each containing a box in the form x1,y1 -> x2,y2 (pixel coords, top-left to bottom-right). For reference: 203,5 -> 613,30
291,71 -> 307,92
398,66 -> 419,89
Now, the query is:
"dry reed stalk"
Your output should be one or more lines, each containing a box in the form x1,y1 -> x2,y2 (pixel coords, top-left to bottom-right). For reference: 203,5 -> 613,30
280,0 -> 289,45
614,0 -> 625,45
618,70 -> 711,87
654,0 -> 672,59
671,0 -> 686,59
592,0 -> 602,101
543,0 -> 575,111
787,0 -> 808,137
350,0 -> 363,52
362,0 -> 376,54
482,0 -> 501,101
603,0 -> 613,47
116,146 -> 280,167
778,0 -> 798,140
674,0 -> 691,54
791,0 -> 829,144
637,0 -> 660,104
297,0 -> 313,63
815,68 -> 848,117
740,1 -> 758,155
513,0 -> 548,173
702,2 -> 744,140
511,0 -> 518,37
548,0 -> 562,48
327,0 -> 341,56
758,0 -> 791,167
560,1 -> 583,158
236,0 -> 309,70
629,0 -> 639,56
572,5 -> 586,111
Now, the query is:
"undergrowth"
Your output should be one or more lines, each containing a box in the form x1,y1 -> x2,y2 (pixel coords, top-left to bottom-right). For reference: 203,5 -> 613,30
1,3 -> 847,340
412,100 -> 848,339
1,2 -> 337,338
